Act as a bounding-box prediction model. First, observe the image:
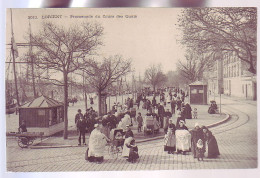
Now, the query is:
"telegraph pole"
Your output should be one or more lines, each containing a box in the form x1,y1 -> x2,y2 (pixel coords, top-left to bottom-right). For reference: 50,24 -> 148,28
29,20 -> 37,98
10,9 -> 20,107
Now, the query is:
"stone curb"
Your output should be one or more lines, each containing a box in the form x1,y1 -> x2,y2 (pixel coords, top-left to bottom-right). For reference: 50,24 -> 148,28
30,113 -> 230,149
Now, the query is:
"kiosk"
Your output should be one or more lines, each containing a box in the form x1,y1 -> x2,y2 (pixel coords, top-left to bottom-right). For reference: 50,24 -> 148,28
19,95 -> 64,136
189,81 -> 207,105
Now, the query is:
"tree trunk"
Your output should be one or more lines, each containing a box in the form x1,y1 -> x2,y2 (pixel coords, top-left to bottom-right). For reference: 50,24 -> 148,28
84,90 -> 88,111
98,89 -> 102,116
63,71 -> 69,139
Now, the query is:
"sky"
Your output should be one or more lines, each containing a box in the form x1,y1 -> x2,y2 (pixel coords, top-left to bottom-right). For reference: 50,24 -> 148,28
6,8 -> 185,80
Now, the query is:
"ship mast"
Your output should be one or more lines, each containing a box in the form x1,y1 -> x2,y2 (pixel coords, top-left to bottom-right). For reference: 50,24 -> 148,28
10,9 -> 20,106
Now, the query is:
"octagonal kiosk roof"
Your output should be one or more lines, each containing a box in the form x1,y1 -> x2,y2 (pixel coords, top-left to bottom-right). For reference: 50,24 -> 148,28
189,81 -> 207,86
19,95 -> 63,108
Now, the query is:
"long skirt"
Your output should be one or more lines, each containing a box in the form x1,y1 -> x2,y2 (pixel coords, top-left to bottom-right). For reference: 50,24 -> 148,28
207,136 -> 220,158
164,134 -> 176,152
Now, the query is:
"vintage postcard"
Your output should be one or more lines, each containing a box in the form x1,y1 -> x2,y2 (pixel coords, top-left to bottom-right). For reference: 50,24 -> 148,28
5,7 -> 257,172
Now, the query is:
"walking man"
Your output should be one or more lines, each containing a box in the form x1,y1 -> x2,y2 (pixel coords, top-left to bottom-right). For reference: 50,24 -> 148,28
75,109 -> 84,134
158,103 -> 165,128
76,115 -> 87,146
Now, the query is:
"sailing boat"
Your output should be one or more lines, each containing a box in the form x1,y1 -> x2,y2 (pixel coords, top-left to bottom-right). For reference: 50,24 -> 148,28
6,9 -> 19,114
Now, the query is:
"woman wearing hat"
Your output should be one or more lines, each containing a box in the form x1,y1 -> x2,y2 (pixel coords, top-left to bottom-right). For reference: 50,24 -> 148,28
87,123 -> 110,163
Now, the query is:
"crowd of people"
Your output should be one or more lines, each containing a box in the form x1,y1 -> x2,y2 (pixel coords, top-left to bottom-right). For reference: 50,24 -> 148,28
75,87 -> 219,164
164,120 -> 220,161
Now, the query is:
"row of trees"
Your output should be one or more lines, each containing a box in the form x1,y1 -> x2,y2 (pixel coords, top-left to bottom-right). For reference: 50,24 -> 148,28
176,7 -> 257,83
143,64 -> 189,91
24,22 -> 131,139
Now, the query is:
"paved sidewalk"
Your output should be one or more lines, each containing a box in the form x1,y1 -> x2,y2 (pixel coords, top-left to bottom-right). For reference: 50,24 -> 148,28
31,104 -> 226,147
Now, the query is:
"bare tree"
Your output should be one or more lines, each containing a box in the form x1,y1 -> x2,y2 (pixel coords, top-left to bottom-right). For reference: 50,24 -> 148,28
31,21 -> 103,139
144,64 -> 167,91
82,55 -> 131,116
177,51 -> 213,83
177,7 -> 257,74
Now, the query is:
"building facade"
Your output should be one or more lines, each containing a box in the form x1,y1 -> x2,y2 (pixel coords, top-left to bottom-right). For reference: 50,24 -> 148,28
206,52 -> 257,100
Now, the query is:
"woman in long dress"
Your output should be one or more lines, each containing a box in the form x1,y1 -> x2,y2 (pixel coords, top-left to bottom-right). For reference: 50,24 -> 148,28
164,121 -> 176,154
201,126 -> 220,158
88,124 -> 110,163
190,123 -> 205,158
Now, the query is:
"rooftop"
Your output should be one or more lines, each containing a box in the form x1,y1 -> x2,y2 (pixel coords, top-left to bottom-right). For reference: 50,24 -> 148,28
19,95 -> 63,108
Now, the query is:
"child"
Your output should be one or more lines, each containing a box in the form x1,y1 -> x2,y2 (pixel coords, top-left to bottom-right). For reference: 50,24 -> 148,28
136,112 -> 143,132
127,139 -> 139,163
193,108 -> 198,119
196,139 -> 204,161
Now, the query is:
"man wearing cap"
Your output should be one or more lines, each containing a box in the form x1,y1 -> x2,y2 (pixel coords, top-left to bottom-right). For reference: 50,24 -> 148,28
75,109 -> 84,124
75,109 -> 84,135
76,114 -> 87,146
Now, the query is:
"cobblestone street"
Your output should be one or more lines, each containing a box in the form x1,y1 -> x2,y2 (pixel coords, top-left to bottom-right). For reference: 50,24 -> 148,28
5,96 -> 257,172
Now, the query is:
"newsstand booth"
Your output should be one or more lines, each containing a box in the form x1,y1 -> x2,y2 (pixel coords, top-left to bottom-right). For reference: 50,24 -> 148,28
189,81 -> 207,105
19,95 -> 64,136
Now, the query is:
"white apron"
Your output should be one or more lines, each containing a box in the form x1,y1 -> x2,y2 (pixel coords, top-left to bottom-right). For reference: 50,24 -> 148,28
88,129 -> 107,157
122,137 -> 133,157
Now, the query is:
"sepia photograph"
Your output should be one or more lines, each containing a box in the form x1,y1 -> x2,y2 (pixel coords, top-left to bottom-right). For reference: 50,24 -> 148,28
4,7 -> 257,172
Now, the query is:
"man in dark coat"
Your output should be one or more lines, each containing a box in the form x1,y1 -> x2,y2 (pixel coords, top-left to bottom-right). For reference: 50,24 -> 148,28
164,109 -> 172,118
75,109 -> 84,124
176,97 -> 182,111
158,103 -> 165,128
152,97 -> 157,107
171,99 -> 176,114
146,99 -> 151,111
76,116 -> 87,145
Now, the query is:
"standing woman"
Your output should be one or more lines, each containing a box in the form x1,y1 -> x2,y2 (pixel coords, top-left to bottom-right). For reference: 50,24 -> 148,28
184,102 -> 192,120
201,126 -> 220,158
164,122 -> 176,154
190,123 -> 205,158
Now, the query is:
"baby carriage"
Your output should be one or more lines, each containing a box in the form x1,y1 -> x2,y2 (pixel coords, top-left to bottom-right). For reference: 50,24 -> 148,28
175,129 -> 191,154
143,116 -> 155,136
108,128 -> 125,158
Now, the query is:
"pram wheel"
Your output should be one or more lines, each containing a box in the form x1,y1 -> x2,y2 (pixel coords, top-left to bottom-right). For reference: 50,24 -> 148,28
108,144 -> 120,159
